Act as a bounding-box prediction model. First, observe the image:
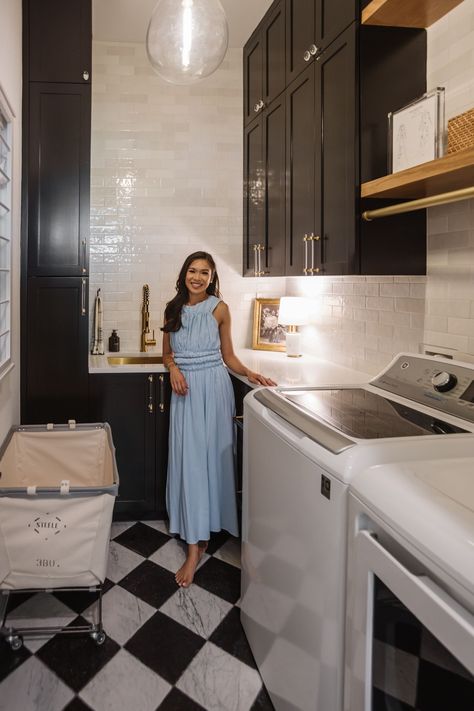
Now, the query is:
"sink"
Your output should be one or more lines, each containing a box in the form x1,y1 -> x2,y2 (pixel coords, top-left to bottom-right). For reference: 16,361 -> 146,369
107,355 -> 164,365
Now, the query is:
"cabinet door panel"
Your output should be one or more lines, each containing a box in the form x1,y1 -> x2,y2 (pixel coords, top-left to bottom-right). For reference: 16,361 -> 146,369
28,0 -> 91,83
285,65 -> 316,276
286,0 -> 316,84
316,25 -> 357,275
243,34 -> 263,126
90,374 -> 156,518
28,84 -> 90,276
263,1 -> 286,106
244,118 -> 264,275
264,97 -> 286,276
155,374 -> 172,518
316,0 -> 357,47
25,277 -> 89,424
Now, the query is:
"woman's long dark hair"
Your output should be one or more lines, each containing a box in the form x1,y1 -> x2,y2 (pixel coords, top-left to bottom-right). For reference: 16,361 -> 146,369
161,251 -> 221,332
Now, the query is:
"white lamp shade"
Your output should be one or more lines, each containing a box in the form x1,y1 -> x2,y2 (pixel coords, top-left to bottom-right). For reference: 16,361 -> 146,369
278,297 -> 309,326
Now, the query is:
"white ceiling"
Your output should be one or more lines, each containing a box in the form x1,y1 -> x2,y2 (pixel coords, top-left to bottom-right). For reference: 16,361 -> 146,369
93,0 -> 273,47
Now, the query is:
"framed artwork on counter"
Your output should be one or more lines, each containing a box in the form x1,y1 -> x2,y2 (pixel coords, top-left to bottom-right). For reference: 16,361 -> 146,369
252,298 -> 287,351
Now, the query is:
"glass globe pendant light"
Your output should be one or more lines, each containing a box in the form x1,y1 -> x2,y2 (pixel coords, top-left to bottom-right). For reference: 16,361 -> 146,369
146,0 -> 229,85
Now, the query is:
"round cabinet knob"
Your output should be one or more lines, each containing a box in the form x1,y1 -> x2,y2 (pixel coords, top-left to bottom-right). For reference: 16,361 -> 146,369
431,371 -> 458,392
309,44 -> 318,56
83,70 -> 90,81
303,50 -> 311,62
254,103 -> 260,113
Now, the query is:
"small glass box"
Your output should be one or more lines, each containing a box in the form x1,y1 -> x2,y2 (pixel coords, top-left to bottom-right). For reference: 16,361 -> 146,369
388,87 -> 445,173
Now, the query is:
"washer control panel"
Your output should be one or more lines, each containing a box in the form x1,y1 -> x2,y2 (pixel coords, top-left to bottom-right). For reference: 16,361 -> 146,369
372,354 -> 474,424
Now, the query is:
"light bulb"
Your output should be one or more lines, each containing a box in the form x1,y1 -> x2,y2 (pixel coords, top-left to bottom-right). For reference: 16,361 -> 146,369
146,0 -> 229,85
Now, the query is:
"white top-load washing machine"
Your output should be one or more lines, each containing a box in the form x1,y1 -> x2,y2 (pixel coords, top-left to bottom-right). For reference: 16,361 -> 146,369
345,458 -> 474,711
240,353 -> 474,711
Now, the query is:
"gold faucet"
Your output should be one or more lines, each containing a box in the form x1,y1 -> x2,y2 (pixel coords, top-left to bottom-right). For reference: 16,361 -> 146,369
140,284 -> 157,352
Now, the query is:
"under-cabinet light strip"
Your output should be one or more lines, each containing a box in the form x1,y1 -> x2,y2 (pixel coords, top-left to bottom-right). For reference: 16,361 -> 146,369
362,186 -> 474,221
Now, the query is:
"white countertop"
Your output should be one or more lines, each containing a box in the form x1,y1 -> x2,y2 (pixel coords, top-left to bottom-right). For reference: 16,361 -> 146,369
89,349 -> 371,388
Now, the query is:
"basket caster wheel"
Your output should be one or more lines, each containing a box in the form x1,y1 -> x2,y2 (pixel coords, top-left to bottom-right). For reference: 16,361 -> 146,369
8,635 -> 23,651
91,630 -> 106,646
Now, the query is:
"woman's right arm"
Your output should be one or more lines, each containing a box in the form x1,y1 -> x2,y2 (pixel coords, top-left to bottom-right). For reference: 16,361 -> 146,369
162,329 -> 189,396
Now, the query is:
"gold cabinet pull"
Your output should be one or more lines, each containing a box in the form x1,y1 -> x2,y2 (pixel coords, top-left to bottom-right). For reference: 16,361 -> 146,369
159,374 -> 165,413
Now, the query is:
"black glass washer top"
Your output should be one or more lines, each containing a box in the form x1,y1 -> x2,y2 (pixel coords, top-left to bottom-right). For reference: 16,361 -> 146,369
283,389 -> 468,440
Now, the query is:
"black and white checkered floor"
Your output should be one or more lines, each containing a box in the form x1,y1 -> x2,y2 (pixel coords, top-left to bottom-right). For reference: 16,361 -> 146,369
0,521 -> 275,711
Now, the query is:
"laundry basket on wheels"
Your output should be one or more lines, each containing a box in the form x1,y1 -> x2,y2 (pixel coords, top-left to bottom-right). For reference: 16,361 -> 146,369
0,421 -> 119,650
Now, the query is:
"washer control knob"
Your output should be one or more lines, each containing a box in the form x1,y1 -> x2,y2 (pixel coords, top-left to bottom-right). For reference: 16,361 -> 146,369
431,371 -> 458,392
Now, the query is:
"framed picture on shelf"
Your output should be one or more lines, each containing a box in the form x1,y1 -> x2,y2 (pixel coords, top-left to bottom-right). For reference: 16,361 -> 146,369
252,298 -> 287,352
388,87 -> 445,173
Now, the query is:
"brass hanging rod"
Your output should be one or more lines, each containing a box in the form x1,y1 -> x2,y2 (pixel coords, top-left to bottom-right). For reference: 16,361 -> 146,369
362,185 -> 474,221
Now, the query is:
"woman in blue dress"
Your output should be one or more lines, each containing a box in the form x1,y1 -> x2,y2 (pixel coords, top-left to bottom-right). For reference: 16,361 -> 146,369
162,252 -> 276,587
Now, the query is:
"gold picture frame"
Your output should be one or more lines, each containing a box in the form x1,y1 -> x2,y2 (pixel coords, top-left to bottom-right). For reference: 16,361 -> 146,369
252,298 -> 287,351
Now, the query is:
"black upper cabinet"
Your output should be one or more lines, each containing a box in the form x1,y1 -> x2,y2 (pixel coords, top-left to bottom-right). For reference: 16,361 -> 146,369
25,277 -> 89,424
27,83 -> 90,277
27,0 -> 92,83
243,1 -> 285,126
286,25 -> 357,276
286,0 -> 357,83
316,26 -> 358,275
244,94 -> 286,277
285,64 -> 318,276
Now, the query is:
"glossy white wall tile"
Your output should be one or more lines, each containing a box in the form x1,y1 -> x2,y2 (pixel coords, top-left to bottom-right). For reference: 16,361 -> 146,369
90,42 -> 282,353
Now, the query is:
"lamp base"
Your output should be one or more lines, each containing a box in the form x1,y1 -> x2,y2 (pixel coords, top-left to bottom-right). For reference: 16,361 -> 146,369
285,331 -> 302,358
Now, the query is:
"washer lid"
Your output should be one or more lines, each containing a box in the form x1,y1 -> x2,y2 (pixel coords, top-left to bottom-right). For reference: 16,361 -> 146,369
279,388 -> 468,439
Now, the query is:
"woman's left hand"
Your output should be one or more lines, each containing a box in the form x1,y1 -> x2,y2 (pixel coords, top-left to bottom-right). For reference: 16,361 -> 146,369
247,371 -> 277,386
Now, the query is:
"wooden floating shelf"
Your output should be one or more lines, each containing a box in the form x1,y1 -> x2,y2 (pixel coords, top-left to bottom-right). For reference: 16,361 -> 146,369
361,147 -> 474,199
361,0 -> 464,28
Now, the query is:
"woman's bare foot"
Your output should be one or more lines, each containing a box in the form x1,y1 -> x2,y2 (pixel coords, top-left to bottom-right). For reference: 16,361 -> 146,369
175,542 -> 208,587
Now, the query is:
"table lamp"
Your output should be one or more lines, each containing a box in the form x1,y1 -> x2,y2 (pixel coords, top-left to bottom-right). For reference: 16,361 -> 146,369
278,297 -> 309,357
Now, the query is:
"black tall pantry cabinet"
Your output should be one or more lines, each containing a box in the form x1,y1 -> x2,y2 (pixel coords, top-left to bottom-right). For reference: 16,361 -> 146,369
21,0 -> 92,423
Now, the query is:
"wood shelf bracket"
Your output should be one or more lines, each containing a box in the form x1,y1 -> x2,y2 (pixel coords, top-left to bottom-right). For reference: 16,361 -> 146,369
362,185 -> 474,221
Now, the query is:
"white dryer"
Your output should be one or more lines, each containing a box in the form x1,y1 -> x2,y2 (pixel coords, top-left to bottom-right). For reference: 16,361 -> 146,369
345,458 -> 474,711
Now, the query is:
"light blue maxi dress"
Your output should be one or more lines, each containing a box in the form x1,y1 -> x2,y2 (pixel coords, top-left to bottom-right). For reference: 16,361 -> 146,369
166,295 -> 239,544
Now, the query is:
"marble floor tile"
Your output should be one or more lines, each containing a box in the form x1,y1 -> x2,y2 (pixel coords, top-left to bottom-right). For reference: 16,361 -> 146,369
160,585 -> 232,639
79,649 -> 171,711
209,607 -> 257,669
177,641 -> 262,711
37,617 -> 120,693
148,538 -> 209,574
118,560 -> 177,609
83,584 -> 156,646
106,540 -> 144,584
124,611 -> 205,684
4,592 -> 77,653
213,537 -> 241,569
193,557 -> 241,604
0,656 -> 74,711
113,521 -> 170,558
110,521 -> 136,539
141,520 -> 170,536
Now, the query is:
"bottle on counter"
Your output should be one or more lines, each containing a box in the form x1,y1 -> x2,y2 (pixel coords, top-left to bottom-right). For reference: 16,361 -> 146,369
108,330 -> 120,352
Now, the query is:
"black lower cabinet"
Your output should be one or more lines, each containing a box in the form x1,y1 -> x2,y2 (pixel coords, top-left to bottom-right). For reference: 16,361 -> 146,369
89,372 -> 171,520
24,276 -> 89,424
231,376 -> 252,522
